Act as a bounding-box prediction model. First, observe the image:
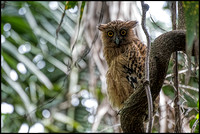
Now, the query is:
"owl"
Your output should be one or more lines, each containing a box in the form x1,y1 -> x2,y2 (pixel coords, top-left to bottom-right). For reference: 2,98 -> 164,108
98,20 -> 147,110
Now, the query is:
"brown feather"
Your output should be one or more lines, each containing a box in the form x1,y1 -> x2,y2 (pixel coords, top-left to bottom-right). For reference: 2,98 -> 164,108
99,20 -> 147,110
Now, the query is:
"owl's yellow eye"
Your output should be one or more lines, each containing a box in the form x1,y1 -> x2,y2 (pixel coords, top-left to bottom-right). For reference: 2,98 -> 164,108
120,30 -> 127,36
107,31 -> 114,37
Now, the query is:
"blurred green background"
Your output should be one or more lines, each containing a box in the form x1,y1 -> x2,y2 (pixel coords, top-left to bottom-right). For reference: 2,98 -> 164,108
1,1 -> 199,133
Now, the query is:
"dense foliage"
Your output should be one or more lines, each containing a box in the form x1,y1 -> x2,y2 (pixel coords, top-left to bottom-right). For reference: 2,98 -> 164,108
1,1 -> 199,133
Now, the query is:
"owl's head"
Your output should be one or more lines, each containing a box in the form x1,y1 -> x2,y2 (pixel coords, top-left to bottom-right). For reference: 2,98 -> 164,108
98,20 -> 138,47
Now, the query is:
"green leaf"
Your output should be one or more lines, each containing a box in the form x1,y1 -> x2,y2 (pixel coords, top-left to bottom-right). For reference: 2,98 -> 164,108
196,113 -> 199,119
190,118 -> 199,133
190,118 -> 196,128
2,52 -> 18,70
2,41 -> 53,90
182,1 -> 199,56
70,1 -> 86,51
162,85 -> 175,99
183,92 -> 197,107
2,16 -> 37,43
79,1 -> 85,22
65,1 -> 78,10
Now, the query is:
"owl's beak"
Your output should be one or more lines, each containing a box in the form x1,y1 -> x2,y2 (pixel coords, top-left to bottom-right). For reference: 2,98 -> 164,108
115,37 -> 120,45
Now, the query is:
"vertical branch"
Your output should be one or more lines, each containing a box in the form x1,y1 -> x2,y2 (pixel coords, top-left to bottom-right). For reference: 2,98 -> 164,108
171,1 -> 182,133
172,1 -> 176,30
75,1 -> 105,66
178,1 -> 185,30
141,1 -> 153,133
56,1 -> 67,45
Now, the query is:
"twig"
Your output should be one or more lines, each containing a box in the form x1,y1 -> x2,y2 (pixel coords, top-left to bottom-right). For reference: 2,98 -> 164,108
164,79 -> 199,92
191,118 -> 199,133
171,1 -> 182,133
165,66 -> 199,78
74,1 -> 105,66
141,1 -> 153,133
149,13 -> 168,32
55,2 -> 66,46
180,87 -> 197,101
179,84 -> 199,92
92,101 -> 110,132
98,124 -> 121,132
70,1 -> 83,51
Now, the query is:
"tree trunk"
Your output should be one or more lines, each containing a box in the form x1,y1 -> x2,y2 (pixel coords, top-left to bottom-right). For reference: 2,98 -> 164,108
120,30 -> 186,132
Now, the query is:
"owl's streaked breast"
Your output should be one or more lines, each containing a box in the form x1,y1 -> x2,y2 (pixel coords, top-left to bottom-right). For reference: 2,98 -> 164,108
98,20 -> 146,110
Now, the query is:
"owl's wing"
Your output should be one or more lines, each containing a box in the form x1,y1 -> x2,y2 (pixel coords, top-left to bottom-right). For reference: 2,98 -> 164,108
107,55 -> 135,109
106,41 -> 146,109
121,42 -> 146,90
132,38 -> 147,56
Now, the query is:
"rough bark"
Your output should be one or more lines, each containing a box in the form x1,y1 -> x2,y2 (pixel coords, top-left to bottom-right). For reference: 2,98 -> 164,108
120,30 -> 186,133
178,1 -> 186,30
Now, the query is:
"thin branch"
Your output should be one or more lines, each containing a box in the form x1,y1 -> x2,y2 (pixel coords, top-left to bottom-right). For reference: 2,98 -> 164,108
70,1 -> 83,51
74,1 -> 105,66
92,99 -> 110,132
191,118 -> 199,133
164,79 -> 199,93
180,87 -> 198,101
179,84 -> 199,92
141,1 -> 153,133
149,13 -> 168,32
98,124 -> 121,132
55,3 -> 66,46
171,1 -> 182,132
165,66 -> 199,78
178,1 -> 185,30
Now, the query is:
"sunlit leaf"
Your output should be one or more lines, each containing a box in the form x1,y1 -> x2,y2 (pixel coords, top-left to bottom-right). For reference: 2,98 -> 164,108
53,112 -> 83,131
2,74 -> 34,115
2,41 -> 53,89
2,1 -> 199,133
190,118 -> 199,133
196,113 -> 199,119
65,1 -> 78,10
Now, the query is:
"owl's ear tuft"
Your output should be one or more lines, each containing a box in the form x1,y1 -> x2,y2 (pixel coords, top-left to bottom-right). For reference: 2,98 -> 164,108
126,21 -> 138,28
98,24 -> 107,31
